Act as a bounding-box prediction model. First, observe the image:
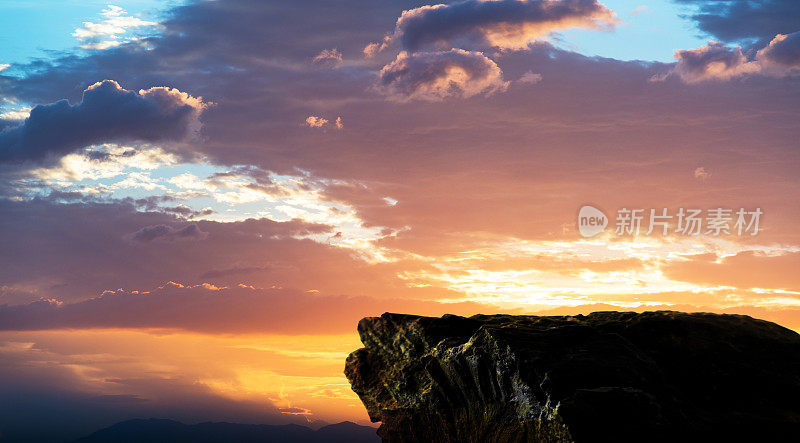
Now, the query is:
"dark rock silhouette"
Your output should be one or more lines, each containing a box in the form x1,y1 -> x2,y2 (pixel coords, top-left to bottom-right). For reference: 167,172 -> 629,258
345,311 -> 800,442
71,418 -> 379,443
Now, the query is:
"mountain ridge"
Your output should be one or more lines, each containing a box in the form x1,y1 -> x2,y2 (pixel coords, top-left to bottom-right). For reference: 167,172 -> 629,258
71,418 -> 379,443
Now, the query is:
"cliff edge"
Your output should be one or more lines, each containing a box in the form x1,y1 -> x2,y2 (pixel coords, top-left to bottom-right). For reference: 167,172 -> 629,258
345,311 -> 800,442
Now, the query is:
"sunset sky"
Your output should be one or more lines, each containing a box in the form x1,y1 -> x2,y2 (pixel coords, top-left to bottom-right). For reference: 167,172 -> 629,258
1,0 -> 799,441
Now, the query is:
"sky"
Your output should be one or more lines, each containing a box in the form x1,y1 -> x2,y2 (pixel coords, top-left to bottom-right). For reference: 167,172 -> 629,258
0,0 -> 799,441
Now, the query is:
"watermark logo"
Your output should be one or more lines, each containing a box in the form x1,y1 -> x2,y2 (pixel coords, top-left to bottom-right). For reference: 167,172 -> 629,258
577,205 -> 608,238
577,206 -> 762,237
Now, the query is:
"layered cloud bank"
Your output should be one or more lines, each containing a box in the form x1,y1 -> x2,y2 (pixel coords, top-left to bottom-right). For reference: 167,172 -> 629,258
0,80 -> 209,163
0,284 -> 490,334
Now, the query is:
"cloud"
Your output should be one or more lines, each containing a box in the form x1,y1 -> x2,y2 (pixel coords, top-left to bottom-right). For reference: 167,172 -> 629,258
21,144 -> 179,188
757,31 -> 800,74
0,106 -> 31,121
673,0 -> 800,46
0,284 -> 489,334
657,41 -> 760,83
0,80 -> 209,164
312,48 -> 343,67
369,0 -> 618,53
518,70 -> 543,84
1,1 -> 799,309
661,250 -> 800,293
73,5 -> 158,50
199,265 -> 269,279
159,204 -> 216,219
378,49 -> 508,101
693,166 -> 710,181
656,32 -> 800,83
305,115 -> 329,128
126,223 -> 208,242
305,115 -> 343,130
0,198 -> 395,305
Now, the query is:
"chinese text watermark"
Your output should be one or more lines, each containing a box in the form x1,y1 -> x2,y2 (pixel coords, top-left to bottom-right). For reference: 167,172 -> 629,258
577,206 -> 762,238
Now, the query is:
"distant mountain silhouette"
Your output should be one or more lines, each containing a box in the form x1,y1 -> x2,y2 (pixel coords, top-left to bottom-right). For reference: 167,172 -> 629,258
72,418 -> 379,443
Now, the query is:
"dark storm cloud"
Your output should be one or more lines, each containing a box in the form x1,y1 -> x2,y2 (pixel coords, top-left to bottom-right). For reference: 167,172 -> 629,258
674,0 -> 800,46
378,49 -> 508,101
372,0 -> 617,53
127,223 -> 209,242
0,80 -> 208,164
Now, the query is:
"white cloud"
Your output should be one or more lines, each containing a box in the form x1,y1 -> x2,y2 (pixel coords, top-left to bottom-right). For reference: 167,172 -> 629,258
111,171 -> 166,191
0,97 -> 30,121
72,5 -> 158,50
0,106 -> 31,121
30,144 -> 178,183
400,235 -> 800,308
169,173 -> 208,190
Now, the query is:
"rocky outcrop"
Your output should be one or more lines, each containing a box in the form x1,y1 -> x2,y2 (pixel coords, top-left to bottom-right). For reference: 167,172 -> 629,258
345,311 -> 800,442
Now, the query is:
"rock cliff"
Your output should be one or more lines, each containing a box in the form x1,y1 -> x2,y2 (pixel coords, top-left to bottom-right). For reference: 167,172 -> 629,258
345,311 -> 800,442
